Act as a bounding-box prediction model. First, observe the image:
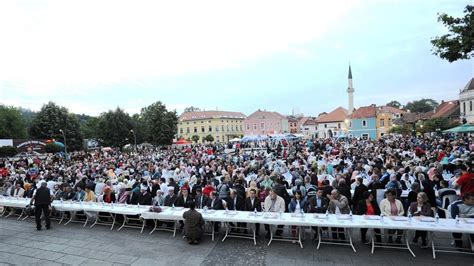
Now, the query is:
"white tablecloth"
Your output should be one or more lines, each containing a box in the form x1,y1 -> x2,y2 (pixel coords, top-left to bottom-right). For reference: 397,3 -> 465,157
1,197 -> 473,234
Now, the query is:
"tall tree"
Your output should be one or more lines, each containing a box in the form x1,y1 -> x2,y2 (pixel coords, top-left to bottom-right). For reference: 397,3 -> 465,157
386,101 -> 402,109
183,106 -> 201,113
431,5 -> 474,62
80,116 -> 100,139
140,101 -> 178,146
29,102 -> 83,151
96,108 -> 133,148
0,105 -> 27,139
404,98 -> 439,113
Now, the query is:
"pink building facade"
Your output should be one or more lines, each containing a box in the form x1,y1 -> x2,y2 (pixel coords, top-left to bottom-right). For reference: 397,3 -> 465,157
243,110 -> 289,135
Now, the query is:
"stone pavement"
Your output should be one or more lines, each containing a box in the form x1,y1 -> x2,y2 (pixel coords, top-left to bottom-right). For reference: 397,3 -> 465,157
0,217 -> 472,265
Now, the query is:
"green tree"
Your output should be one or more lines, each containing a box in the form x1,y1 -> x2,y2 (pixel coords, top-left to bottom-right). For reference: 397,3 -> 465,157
191,135 -> 200,143
431,5 -> 474,62
0,146 -> 18,157
404,98 -> 438,113
80,116 -> 100,139
389,124 -> 412,135
204,134 -> 214,142
422,117 -> 458,133
0,105 -> 27,139
139,101 -> 178,146
29,102 -> 83,151
96,108 -> 133,148
386,101 -> 402,109
45,143 -> 62,153
183,106 -> 201,113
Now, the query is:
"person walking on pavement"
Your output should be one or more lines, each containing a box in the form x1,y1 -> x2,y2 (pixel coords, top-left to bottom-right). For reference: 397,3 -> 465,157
30,180 -> 53,230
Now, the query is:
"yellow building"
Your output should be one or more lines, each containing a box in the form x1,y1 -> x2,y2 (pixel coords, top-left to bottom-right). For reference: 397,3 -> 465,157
376,106 -> 406,139
177,111 -> 246,143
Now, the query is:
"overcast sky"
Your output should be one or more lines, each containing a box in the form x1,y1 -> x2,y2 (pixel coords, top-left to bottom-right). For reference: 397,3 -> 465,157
0,0 -> 472,117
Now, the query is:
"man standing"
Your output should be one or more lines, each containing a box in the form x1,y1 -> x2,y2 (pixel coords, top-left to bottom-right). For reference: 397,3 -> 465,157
30,181 -> 52,231
183,201 -> 204,245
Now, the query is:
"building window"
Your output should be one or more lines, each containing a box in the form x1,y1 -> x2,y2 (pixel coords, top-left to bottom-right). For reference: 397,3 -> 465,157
215,126 -> 219,132
470,101 -> 473,112
362,133 -> 369,140
338,123 -> 341,129
324,124 -> 327,128
208,126 -> 212,132
380,119 -> 385,127
186,127 -> 190,134
253,124 -> 257,130
179,128 -> 183,134
362,120 -> 367,127
227,125 -> 229,131
246,124 -> 250,130
194,127 -> 197,133
201,126 -> 205,132
216,135 -> 220,142
222,125 -> 225,132
260,122 -> 265,129
208,120 -> 211,123
240,125 -> 242,131
463,102 -> 466,114
231,125 -> 234,131
349,121 -> 352,128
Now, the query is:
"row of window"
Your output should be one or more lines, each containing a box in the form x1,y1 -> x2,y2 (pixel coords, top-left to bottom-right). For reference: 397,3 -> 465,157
180,120 -> 243,125
179,124 -> 243,134
462,101 -> 473,114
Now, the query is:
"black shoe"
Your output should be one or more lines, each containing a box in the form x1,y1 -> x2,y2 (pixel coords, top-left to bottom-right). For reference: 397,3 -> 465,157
361,239 -> 369,244
421,241 -> 428,248
275,231 -> 282,237
395,237 -> 402,244
388,237 -> 393,243
46,226 -> 51,230
412,237 -> 418,244
265,232 -> 271,239
36,227 -> 42,231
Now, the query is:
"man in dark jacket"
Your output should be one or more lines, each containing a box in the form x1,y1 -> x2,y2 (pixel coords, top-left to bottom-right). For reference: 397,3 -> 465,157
30,181 -> 52,230
245,188 -> 261,234
194,188 -> 209,209
352,177 -> 368,208
176,187 -> 193,208
164,187 -> 178,207
272,178 -> 290,212
307,188 -> 329,239
207,191 -> 223,232
183,201 -> 204,245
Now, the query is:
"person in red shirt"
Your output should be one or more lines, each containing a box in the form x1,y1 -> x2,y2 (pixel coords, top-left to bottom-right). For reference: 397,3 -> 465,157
202,180 -> 215,198
355,191 -> 382,244
453,164 -> 474,197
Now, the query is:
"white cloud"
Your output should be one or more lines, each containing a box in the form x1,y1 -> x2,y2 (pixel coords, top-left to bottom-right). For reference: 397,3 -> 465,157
0,0 -> 357,97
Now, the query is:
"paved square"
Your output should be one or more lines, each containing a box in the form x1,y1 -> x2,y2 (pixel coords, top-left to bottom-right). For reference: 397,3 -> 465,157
0,217 -> 472,265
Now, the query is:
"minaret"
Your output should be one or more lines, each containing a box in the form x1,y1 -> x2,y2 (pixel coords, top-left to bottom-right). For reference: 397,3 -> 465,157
347,64 -> 354,115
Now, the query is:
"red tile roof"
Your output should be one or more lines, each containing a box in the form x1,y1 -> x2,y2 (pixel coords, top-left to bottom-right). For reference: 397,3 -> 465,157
179,111 -> 246,121
303,118 -> 318,126
431,100 -> 459,119
317,107 -> 348,123
246,110 -> 286,120
379,106 -> 406,114
351,105 -> 377,119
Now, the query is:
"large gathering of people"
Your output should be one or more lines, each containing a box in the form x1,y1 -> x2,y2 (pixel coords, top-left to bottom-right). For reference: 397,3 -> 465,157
0,134 -> 473,250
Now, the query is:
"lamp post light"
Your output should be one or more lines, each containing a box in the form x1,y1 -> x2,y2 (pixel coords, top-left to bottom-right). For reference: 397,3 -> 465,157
130,129 -> 137,152
59,129 -> 67,160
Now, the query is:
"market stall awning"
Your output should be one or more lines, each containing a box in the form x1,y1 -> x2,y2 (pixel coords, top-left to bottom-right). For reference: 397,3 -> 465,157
443,124 -> 474,133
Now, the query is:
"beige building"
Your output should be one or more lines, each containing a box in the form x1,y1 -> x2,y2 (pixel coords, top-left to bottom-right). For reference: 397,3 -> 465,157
177,111 -> 246,143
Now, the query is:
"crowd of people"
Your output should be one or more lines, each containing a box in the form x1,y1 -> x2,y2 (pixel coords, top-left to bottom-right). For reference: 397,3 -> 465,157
1,134 -> 473,248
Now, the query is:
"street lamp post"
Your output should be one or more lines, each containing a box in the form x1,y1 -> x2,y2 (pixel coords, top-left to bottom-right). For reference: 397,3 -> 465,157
59,129 -> 67,160
130,129 -> 137,152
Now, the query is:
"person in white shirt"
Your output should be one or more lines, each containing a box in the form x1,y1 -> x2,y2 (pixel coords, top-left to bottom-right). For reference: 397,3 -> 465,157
264,189 -> 286,238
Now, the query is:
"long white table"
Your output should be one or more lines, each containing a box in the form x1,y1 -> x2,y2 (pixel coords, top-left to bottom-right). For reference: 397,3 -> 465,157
1,197 -> 473,258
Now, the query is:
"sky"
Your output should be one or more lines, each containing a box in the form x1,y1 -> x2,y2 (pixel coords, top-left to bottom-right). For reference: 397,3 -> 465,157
0,0 -> 473,117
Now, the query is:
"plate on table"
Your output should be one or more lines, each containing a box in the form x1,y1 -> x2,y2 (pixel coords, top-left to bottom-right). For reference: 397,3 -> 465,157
337,215 -> 352,220
291,213 -> 304,218
264,213 -> 279,219
365,215 -> 381,221
418,217 -> 435,222
314,214 -> 328,219
462,219 -> 474,224
248,212 -> 263,217
391,217 -> 408,222
224,211 -> 238,216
